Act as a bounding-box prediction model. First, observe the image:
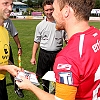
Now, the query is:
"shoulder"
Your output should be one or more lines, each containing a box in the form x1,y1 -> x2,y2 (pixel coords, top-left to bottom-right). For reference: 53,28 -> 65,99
4,18 -> 12,28
4,18 -> 11,23
37,19 -> 46,26
1,26 -> 9,35
36,19 -> 47,30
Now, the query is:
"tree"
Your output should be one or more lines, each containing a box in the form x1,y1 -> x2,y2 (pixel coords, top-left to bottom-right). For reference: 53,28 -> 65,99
94,0 -> 100,9
38,0 -> 44,7
15,0 -> 22,1
27,0 -> 33,7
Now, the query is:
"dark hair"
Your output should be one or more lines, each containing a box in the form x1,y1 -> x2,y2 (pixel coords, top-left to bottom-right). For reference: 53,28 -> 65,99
57,0 -> 96,21
42,0 -> 53,10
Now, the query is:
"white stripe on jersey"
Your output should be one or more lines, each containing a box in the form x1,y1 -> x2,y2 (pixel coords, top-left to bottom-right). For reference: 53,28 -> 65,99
79,34 -> 85,58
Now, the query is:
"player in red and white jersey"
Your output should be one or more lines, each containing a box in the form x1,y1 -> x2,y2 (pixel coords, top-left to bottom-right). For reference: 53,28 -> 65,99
54,26 -> 100,100
16,0 -> 100,100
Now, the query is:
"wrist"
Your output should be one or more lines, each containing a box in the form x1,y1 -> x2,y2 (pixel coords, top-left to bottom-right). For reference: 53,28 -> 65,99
18,47 -> 22,50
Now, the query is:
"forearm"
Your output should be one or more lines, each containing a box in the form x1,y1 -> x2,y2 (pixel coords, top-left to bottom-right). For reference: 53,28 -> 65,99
0,64 -> 21,77
32,42 -> 39,58
13,35 -> 21,48
0,65 -> 8,71
29,84 -> 56,100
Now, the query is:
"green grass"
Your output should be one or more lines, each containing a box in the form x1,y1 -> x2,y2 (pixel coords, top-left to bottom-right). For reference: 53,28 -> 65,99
7,19 -> 41,100
6,20 -> 100,100
89,22 -> 100,28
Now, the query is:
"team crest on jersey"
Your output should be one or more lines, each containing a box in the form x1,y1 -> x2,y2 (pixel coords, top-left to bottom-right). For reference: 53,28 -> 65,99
57,64 -> 71,70
59,72 -> 73,85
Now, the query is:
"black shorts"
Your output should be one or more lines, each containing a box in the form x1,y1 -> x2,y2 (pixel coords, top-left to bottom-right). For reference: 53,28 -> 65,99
36,48 -> 61,77
9,45 -> 14,64
0,78 -> 8,100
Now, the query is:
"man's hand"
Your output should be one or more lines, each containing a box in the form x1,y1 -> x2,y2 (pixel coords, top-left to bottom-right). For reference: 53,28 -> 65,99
30,57 -> 36,65
18,48 -> 22,55
5,65 -> 22,77
16,76 -> 32,90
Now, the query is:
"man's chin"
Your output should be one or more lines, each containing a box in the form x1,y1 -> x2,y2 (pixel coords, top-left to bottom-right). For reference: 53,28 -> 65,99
56,25 -> 64,30
3,16 -> 10,20
4,14 -> 10,19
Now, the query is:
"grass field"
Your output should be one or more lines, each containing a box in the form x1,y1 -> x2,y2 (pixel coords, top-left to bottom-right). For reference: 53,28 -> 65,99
6,19 -> 100,100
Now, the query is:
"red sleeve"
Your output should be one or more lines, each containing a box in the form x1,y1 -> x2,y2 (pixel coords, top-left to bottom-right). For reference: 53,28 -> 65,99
53,55 -> 80,87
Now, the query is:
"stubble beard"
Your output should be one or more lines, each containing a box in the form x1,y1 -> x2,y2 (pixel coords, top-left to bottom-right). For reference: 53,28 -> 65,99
56,23 -> 65,30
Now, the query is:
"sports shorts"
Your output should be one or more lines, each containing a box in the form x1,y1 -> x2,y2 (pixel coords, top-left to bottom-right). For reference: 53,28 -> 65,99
36,48 -> 61,77
0,78 -> 8,100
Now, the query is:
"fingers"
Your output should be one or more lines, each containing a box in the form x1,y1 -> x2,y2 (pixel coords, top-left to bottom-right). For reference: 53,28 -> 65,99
16,81 -> 23,89
10,65 -> 23,77
16,76 -> 30,85
15,76 -> 27,88
30,58 -> 36,65
32,62 -> 36,65
30,60 -> 36,65
15,76 -> 24,84
18,49 -> 22,55
20,68 -> 24,72
15,66 -> 22,72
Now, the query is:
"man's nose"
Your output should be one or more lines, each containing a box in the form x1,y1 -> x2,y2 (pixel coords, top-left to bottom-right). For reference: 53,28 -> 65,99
7,5 -> 12,11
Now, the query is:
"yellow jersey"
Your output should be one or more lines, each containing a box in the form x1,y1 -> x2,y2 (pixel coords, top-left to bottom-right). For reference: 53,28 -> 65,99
0,26 -> 9,80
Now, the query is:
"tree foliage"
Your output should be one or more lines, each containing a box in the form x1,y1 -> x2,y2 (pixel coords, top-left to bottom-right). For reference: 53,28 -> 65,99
94,0 -> 100,9
26,0 -> 33,7
24,0 -> 100,9
38,0 -> 44,7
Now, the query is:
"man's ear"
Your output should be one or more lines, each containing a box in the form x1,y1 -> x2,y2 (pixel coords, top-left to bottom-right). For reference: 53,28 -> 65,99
64,5 -> 70,18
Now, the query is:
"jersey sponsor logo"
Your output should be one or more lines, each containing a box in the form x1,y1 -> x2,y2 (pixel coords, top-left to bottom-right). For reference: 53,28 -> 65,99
93,33 -> 98,37
2,55 -> 9,59
59,72 -> 73,85
2,44 -> 9,60
0,61 -> 8,64
92,40 -> 100,53
57,64 -> 71,70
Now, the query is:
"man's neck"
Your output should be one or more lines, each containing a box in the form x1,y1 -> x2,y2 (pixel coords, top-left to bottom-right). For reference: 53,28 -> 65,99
0,19 -> 4,26
66,20 -> 90,40
46,17 -> 55,22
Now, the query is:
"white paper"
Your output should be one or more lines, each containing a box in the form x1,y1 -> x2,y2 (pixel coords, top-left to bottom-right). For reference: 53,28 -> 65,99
42,71 -> 56,82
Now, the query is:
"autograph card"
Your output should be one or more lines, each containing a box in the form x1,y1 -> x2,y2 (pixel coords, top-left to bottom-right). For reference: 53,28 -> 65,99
15,70 -> 40,86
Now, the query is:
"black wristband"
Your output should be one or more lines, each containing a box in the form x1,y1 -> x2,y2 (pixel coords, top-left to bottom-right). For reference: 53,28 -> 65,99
18,47 -> 22,50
